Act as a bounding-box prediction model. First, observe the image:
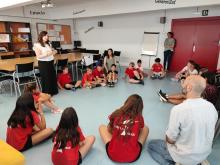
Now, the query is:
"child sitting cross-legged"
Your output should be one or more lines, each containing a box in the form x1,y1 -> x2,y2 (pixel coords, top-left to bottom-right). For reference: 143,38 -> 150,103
137,59 -> 148,77
24,83 -> 62,114
82,67 -> 102,89
150,58 -> 165,80
51,107 -> 95,165
92,64 -> 106,86
107,64 -> 118,87
57,66 -> 82,91
123,62 -> 144,85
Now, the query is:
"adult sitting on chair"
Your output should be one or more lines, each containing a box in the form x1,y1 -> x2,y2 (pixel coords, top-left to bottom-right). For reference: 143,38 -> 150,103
148,75 -> 218,165
104,48 -> 116,73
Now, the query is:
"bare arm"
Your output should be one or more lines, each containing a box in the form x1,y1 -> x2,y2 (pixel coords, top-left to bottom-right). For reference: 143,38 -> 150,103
104,57 -> 108,72
35,102 -> 46,130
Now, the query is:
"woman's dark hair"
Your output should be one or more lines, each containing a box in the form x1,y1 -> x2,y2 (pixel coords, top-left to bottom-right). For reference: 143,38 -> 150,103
201,72 -> 216,85
53,107 -> 80,149
107,48 -> 114,58
168,32 -> 174,37
137,59 -> 142,64
188,60 -> 200,72
155,58 -> 161,63
7,93 -> 38,128
24,83 -> 37,93
108,94 -> 143,136
38,31 -> 49,47
111,64 -> 116,67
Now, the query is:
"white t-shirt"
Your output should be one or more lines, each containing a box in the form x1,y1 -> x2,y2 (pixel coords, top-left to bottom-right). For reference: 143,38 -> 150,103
166,98 -> 218,165
181,66 -> 198,75
33,43 -> 54,61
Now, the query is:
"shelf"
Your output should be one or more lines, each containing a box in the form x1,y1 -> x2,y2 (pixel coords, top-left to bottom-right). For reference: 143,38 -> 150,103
12,42 -> 32,44
14,50 -> 33,53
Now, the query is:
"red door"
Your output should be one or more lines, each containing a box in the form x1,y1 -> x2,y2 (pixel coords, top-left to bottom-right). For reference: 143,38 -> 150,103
171,17 -> 220,72
170,20 -> 195,71
193,20 -> 220,71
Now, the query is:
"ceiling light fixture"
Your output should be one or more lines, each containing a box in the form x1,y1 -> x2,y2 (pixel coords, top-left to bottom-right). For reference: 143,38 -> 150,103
41,0 -> 54,8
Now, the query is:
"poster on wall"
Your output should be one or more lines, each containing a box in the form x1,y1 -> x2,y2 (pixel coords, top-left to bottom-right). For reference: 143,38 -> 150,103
0,34 -> 10,43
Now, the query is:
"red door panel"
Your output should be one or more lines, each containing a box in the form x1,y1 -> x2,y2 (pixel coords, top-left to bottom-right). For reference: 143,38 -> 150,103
170,21 -> 195,72
192,20 -> 220,71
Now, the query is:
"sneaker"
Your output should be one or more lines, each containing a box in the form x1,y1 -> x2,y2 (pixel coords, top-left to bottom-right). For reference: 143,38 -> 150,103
171,77 -> 179,82
158,90 -> 167,98
158,91 -> 168,102
201,160 -> 210,165
107,82 -> 111,87
110,82 -> 115,87
151,76 -> 156,80
139,80 -> 145,85
71,87 -> 76,91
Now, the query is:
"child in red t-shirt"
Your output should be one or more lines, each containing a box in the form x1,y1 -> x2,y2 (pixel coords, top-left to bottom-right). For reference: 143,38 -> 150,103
82,67 -> 101,88
99,94 -> 149,163
137,59 -> 148,77
151,58 -> 165,79
24,83 -> 62,114
123,62 -> 144,85
51,107 -> 95,165
6,93 -> 53,152
57,66 -> 82,91
92,65 -> 106,86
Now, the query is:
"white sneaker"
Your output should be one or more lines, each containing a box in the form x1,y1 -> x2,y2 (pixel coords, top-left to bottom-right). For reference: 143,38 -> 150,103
201,160 -> 210,165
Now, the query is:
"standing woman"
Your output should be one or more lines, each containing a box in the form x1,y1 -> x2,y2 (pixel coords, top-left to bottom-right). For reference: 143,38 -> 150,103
163,32 -> 175,71
104,48 -> 116,73
33,31 -> 58,95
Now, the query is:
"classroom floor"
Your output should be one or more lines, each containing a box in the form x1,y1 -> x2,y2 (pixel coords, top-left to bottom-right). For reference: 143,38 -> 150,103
0,72 -> 220,165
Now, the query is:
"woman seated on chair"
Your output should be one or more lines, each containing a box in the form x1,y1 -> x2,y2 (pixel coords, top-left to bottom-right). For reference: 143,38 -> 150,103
104,48 -> 116,73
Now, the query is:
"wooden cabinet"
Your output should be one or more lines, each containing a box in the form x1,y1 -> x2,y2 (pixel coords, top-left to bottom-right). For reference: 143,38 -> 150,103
0,21 -> 34,59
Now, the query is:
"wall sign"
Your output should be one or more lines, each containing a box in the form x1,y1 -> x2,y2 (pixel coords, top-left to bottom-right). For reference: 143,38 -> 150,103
155,0 -> 176,4
30,10 -> 46,15
202,10 -> 209,16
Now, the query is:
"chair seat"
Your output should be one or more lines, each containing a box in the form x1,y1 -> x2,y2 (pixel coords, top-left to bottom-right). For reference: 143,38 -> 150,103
14,77 -> 37,84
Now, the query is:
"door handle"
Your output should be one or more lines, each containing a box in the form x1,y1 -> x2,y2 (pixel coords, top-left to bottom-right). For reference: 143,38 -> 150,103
193,45 -> 196,53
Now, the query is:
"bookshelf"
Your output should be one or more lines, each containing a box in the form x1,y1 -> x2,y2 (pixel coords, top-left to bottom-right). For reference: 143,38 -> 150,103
0,21 -> 34,59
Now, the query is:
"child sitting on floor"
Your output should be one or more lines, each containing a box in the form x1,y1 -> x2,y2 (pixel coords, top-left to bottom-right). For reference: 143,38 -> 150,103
24,83 -> 62,113
151,58 -> 165,79
93,65 -> 106,86
124,62 -> 144,85
57,66 -> 82,91
82,67 -> 102,89
51,107 -> 95,165
107,64 -> 118,87
137,59 -> 148,77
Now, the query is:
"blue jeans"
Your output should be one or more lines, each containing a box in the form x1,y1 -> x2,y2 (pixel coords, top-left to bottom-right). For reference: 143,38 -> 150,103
148,139 -> 175,165
163,50 -> 173,70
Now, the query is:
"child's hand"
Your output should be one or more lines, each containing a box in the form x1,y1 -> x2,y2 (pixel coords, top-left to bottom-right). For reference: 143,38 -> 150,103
36,101 -> 43,114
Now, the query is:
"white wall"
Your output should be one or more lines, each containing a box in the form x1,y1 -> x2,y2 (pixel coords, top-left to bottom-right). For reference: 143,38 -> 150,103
0,7 -> 74,49
75,5 -> 220,69
25,0 -> 220,19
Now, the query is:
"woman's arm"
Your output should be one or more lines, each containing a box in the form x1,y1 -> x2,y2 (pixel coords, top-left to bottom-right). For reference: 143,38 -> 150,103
104,57 -> 108,72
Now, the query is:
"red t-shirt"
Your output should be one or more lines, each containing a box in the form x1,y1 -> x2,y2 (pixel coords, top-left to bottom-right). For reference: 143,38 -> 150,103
152,63 -> 163,73
6,111 -> 40,151
32,92 -> 41,102
93,68 -> 104,78
125,68 -> 135,79
107,115 -> 144,162
82,73 -> 95,87
58,73 -> 72,88
51,127 -> 85,165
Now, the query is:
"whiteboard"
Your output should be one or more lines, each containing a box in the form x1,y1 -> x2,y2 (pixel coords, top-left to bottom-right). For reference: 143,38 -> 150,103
141,32 -> 160,56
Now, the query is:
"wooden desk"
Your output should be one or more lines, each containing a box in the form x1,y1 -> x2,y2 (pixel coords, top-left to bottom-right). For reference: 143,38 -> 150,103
0,53 -> 82,72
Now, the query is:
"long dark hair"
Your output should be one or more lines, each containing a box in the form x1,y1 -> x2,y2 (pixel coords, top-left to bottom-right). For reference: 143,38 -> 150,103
38,31 -> 49,47
7,93 -> 38,128
108,94 -> 143,136
53,107 -> 80,149
107,48 -> 114,59
24,83 -> 37,94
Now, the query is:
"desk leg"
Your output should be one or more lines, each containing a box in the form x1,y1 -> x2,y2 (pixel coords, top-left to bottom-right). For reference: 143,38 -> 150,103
71,63 -> 75,81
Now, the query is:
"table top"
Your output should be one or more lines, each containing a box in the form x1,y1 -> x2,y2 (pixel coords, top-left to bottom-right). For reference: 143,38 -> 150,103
0,53 -> 83,72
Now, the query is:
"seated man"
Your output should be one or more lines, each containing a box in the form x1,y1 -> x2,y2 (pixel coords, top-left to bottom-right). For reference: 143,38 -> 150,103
148,75 -> 218,165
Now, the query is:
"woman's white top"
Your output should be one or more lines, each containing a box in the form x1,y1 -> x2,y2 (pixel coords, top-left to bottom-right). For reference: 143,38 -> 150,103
33,43 -> 54,61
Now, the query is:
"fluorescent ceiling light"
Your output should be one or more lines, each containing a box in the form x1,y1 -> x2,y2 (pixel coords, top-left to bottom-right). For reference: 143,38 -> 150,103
41,0 -> 54,8
0,0 -> 32,9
